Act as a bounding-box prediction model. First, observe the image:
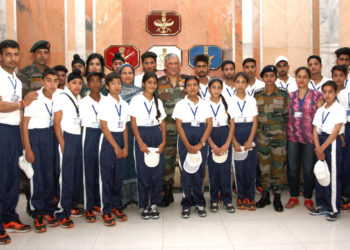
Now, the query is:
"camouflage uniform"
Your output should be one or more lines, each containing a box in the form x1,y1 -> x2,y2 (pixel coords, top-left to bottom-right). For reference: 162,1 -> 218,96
17,63 -> 48,97
255,86 -> 289,193
157,74 -> 187,185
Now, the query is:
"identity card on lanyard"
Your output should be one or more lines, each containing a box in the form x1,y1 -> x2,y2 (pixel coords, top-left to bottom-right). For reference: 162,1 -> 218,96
188,103 -> 199,127
91,105 -> 100,128
210,104 -> 221,127
115,104 -> 124,128
237,100 -> 246,122
247,88 -> 255,97
318,110 -> 330,134
144,101 -> 154,126
45,103 -> 53,127
295,89 -> 309,118
200,86 -> 208,99
9,76 -> 19,102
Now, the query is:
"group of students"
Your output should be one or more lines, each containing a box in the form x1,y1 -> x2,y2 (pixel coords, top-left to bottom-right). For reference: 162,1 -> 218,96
0,37 -> 350,245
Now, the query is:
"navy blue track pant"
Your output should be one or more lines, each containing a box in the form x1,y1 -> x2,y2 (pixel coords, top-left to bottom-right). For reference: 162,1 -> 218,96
341,123 -> 350,198
233,123 -> 257,200
178,123 -> 208,209
134,126 -> 164,209
55,132 -> 82,220
207,125 -> 232,205
315,132 -> 342,213
0,124 -> 21,230
99,132 -> 124,215
83,127 -> 101,211
29,128 -> 56,217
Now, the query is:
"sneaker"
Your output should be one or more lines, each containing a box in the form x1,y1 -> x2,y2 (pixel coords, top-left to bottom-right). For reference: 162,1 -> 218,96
102,214 -> 116,226
309,206 -> 329,216
340,200 -> 350,213
0,230 -> 11,245
150,205 -> 160,219
3,220 -> 31,233
181,208 -> 191,219
237,198 -> 246,210
34,216 -> 46,233
223,203 -> 235,213
304,199 -> 315,211
93,206 -> 101,214
85,210 -> 96,223
326,211 -> 340,221
140,208 -> 150,220
43,215 -> 59,227
60,217 -> 74,228
71,208 -> 84,218
112,208 -> 128,221
285,197 -> 299,208
246,199 -> 256,211
210,203 -> 219,213
195,206 -> 207,217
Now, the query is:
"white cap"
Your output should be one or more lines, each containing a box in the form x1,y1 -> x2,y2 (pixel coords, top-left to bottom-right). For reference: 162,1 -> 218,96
212,150 -> 228,164
18,151 -> 34,179
144,147 -> 160,168
184,152 -> 202,174
313,160 -> 330,187
233,142 -> 256,161
275,56 -> 288,65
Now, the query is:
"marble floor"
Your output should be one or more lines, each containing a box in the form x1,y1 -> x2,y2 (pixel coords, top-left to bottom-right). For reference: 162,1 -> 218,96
3,191 -> 350,250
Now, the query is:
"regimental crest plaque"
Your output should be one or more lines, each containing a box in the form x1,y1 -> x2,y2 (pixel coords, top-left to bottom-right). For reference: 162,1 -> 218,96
148,46 -> 182,71
146,11 -> 181,36
104,45 -> 140,70
189,45 -> 223,70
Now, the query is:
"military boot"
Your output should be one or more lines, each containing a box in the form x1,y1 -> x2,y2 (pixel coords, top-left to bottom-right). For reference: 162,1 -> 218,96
160,184 -> 170,207
273,193 -> 284,212
256,191 -> 271,208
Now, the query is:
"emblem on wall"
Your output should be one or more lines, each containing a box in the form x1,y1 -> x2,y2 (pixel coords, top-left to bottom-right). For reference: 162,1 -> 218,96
146,11 -> 181,36
104,45 -> 140,70
148,46 -> 182,71
188,45 -> 223,70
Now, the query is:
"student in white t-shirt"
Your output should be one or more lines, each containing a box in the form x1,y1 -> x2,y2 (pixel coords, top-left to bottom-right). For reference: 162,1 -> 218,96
307,55 -> 329,92
134,52 -> 157,88
221,60 -> 236,104
194,54 -> 211,101
242,58 -> 265,97
311,81 -> 346,221
274,56 -> 298,92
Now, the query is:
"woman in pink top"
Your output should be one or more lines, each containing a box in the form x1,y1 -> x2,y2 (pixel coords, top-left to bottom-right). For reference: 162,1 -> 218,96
285,67 -> 323,210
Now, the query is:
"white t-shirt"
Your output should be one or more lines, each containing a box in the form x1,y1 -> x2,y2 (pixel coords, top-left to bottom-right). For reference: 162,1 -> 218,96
246,78 -> 265,97
25,88 -> 54,129
222,81 -> 236,106
208,99 -> 230,127
0,66 -> 22,125
53,87 -> 81,135
172,95 -> 213,123
129,92 -> 166,126
134,72 -> 144,88
228,95 -> 258,123
80,95 -> 105,128
98,94 -> 129,132
312,102 -> 346,135
337,88 -> 350,122
308,77 -> 330,93
275,76 -> 298,93
199,82 -> 211,101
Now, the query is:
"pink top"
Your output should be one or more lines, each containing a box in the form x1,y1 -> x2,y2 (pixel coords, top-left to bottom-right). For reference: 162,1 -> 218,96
286,89 -> 322,144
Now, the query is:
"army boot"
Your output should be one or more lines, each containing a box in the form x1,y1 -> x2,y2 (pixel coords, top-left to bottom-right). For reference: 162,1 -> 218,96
273,193 -> 284,212
256,191 -> 271,208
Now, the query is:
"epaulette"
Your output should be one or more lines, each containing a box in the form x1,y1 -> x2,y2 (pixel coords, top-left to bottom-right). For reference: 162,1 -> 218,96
254,87 -> 265,94
277,87 -> 288,93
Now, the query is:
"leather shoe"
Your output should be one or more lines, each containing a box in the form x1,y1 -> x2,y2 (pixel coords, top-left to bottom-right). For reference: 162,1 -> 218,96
273,193 -> 284,212
256,191 -> 271,208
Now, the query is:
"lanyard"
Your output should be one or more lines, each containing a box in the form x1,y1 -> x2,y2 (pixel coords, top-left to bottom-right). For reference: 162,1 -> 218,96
237,101 -> 246,116
348,93 -> 350,108
345,80 -> 348,88
210,104 -> 221,120
247,88 -> 255,96
200,86 -> 208,98
310,80 -> 321,91
115,104 -> 122,119
91,105 -> 98,120
297,88 -> 309,111
62,93 -> 79,117
322,111 -> 330,127
226,88 -> 232,97
188,103 -> 198,120
144,101 -> 153,117
8,76 -> 17,94
44,103 -> 53,120
279,81 -> 284,88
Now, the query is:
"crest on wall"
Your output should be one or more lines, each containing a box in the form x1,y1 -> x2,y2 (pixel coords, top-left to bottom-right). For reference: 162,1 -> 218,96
104,45 -> 140,70
146,11 -> 181,36
188,45 -> 223,70
148,46 -> 182,71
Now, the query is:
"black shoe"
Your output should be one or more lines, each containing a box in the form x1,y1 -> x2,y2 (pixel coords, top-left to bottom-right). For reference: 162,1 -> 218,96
181,208 -> 190,219
256,191 -> 271,208
160,185 -> 170,207
326,211 -> 339,221
195,206 -> 207,217
150,205 -> 160,219
273,194 -> 284,212
140,208 -> 150,220
210,203 -> 219,213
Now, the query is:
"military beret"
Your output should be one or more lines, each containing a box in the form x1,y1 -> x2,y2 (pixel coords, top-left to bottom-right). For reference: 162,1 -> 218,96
260,65 -> 277,78
30,40 -> 50,52
335,47 -> 350,57
112,52 -> 125,63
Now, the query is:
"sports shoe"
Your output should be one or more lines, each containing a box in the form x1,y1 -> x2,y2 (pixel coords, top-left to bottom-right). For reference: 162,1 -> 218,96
150,205 -> 160,219
304,199 -> 315,211
34,216 -> 46,233
210,203 -> 219,213
181,208 -> 191,219
195,206 -> 207,217
0,230 -> 11,245
3,220 -> 31,233
326,211 -> 340,221
223,203 -> 235,213
341,201 -> 350,213
93,206 -> 101,214
43,215 -> 59,227
246,199 -> 256,211
285,197 -> 299,208
102,214 -> 116,226
60,217 -> 74,228
71,208 -> 84,218
140,208 -> 150,220
85,210 -> 96,223
310,206 -> 329,216
237,198 -> 246,210
112,208 -> 128,221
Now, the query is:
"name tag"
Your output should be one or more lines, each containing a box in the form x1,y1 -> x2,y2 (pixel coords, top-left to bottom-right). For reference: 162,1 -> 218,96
294,112 -> 303,118
213,120 -> 220,127
91,121 -> 100,128
235,117 -> 246,123
118,121 -> 124,129
191,120 -> 200,127
74,117 -> 81,126
145,118 -> 154,126
11,94 -> 19,102
317,128 -> 322,135
49,119 -> 53,127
